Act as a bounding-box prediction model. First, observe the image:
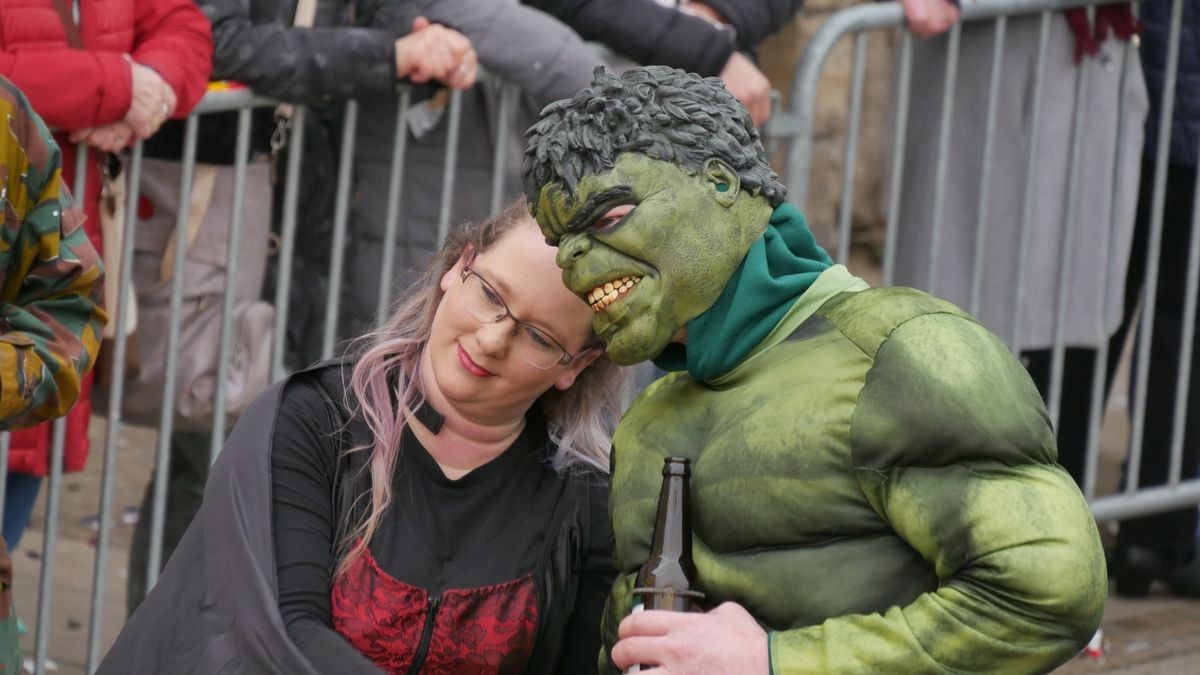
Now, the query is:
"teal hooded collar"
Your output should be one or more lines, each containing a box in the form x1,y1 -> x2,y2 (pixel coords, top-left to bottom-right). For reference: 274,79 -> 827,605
652,203 -> 833,381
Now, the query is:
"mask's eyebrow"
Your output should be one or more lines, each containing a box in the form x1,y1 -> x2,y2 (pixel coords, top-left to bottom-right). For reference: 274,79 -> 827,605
566,186 -> 633,234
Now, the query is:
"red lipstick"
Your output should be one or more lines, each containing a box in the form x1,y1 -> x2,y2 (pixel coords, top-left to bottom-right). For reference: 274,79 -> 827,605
457,343 -> 495,377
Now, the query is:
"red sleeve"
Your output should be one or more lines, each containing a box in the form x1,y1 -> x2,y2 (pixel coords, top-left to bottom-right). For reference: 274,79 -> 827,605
129,0 -> 214,117
0,49 -> 132,131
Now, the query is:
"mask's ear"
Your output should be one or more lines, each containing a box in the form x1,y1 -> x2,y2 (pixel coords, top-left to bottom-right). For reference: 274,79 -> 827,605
704,158 -> 741,207
441,244 -> 476,292
553,347 -> 603,391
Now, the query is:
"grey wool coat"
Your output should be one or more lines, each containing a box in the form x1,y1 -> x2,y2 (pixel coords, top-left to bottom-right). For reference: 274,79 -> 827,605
892,12 -> 1148,351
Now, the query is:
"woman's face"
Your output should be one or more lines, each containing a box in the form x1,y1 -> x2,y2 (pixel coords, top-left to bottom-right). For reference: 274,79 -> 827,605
425,218 -> 600,423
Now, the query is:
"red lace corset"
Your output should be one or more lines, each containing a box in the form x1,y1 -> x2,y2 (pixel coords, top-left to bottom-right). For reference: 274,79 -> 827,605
330,548 -> 539,674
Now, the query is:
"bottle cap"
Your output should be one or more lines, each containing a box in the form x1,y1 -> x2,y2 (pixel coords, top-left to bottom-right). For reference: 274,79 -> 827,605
662,456 -> 691,477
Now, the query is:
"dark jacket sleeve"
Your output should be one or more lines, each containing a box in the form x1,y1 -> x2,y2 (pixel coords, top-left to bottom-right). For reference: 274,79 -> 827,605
272,378 -> 382,673
202,0 -> 401,102
396,0 -> 600,103
555,482 -> 616,675
523,0 -> 734,77
697,0 -> 805,51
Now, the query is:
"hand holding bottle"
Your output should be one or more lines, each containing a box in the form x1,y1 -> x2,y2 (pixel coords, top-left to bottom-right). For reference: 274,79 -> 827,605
613,602 -> 769,674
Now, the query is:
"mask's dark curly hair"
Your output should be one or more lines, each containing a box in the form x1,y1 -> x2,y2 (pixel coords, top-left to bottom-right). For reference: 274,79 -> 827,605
522,66 -> 786,212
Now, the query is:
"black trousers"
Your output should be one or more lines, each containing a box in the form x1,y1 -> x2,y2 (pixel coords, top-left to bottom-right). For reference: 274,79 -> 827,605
1026,159 -> 1199,555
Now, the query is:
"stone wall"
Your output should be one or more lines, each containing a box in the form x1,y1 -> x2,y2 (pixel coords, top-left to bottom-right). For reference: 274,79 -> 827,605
758,0 -> 896,253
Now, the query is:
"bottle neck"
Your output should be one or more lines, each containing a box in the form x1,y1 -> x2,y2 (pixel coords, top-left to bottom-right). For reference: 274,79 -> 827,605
648,474 -> 691,561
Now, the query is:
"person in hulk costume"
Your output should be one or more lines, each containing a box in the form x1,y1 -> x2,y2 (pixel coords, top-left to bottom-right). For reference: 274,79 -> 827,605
522,65 -> 1107,674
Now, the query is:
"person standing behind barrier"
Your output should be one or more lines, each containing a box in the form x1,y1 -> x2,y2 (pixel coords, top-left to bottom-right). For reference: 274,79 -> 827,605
1107,0 -> 1200,599
340,0 -> 806,341
526,0 -> 805,127
99,200 -> 625,674
0,74 -> 109,671
0,0 -> 211,551
890,1 -> 1146,483
126,0 -> 479,615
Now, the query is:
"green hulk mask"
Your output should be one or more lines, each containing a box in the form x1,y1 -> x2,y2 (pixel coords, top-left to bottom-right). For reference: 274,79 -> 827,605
532,154 -> 771,364
523,66 -> 786,365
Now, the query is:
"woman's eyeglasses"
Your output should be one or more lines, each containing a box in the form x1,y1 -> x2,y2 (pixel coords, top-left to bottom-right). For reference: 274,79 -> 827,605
458,267 -> 585,370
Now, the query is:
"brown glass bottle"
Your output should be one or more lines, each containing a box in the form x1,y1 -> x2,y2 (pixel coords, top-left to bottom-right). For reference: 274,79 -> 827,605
632,456 -> 704,613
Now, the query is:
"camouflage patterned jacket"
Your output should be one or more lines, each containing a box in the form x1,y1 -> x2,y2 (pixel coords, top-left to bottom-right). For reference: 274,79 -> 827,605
0,77 -> 105,429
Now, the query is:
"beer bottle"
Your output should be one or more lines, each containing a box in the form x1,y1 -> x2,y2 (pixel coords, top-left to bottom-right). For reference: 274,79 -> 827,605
626,457 -> 704,673
632,456 -> 704,613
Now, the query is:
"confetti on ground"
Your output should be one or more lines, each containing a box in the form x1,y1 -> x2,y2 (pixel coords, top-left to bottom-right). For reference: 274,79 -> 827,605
1082,628 -> 1105,664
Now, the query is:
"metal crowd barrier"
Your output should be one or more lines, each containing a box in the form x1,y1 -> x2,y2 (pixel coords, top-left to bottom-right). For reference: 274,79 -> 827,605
764,0 -> 1199,520
2,0 -> 1196,672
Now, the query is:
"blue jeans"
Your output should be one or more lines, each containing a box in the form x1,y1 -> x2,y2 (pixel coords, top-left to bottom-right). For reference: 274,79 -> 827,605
3,473 -> 43,549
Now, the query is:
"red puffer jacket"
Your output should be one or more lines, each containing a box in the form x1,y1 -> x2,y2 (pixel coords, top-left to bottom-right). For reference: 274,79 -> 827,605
0,0 -> 212,475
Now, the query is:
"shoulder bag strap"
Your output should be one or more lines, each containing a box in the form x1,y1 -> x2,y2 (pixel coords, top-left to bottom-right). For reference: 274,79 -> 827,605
49,0 -> 85,49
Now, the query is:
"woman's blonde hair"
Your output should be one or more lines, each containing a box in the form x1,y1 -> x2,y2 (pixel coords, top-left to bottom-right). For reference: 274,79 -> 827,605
337,198 -> 625,577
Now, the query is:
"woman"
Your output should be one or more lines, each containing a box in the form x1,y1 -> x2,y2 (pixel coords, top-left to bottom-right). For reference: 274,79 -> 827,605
125,5 -> 478,613
0,0 -> 212,547
99,199 -> 626,674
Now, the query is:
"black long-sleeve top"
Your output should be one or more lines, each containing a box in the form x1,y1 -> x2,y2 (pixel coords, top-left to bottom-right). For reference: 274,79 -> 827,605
270,376 -> 614,673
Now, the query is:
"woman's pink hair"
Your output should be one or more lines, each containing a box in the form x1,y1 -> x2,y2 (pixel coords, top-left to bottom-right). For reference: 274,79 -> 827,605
337,198 -> 625,577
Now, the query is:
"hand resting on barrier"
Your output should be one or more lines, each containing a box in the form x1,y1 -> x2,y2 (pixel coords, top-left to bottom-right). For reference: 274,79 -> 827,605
395,16 -> 478,90
124,58 -> 178,139
901,0 -> 960,39
69,122 -> 135,153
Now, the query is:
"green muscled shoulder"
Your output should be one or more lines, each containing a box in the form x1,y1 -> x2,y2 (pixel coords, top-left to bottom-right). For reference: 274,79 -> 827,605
762,286 -> 1106,673
817,286 -> 1057,471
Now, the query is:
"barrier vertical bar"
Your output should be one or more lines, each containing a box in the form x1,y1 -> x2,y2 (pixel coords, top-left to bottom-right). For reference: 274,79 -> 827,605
1128,0 -> 1184,493
36,139 -> 92,672
437,89 -> 465,246
1084,38 -> 1133,500
271,106 -> 308,383
882,31 -> 913,286
85,141 -> 144,672
146,117 -> 199,590
322,100 -> 359,359
925,23 -> 961,292
1010,11 -> 1052,353
490,84 -> 515,215
1047,59 -> 1090,431
836,33 -> 868,263
32,419 -> 66,675
969,17 -> 1007,315
375,89 -> 412,329
208,108 -> 254,465
1167,142 -> 1200,485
